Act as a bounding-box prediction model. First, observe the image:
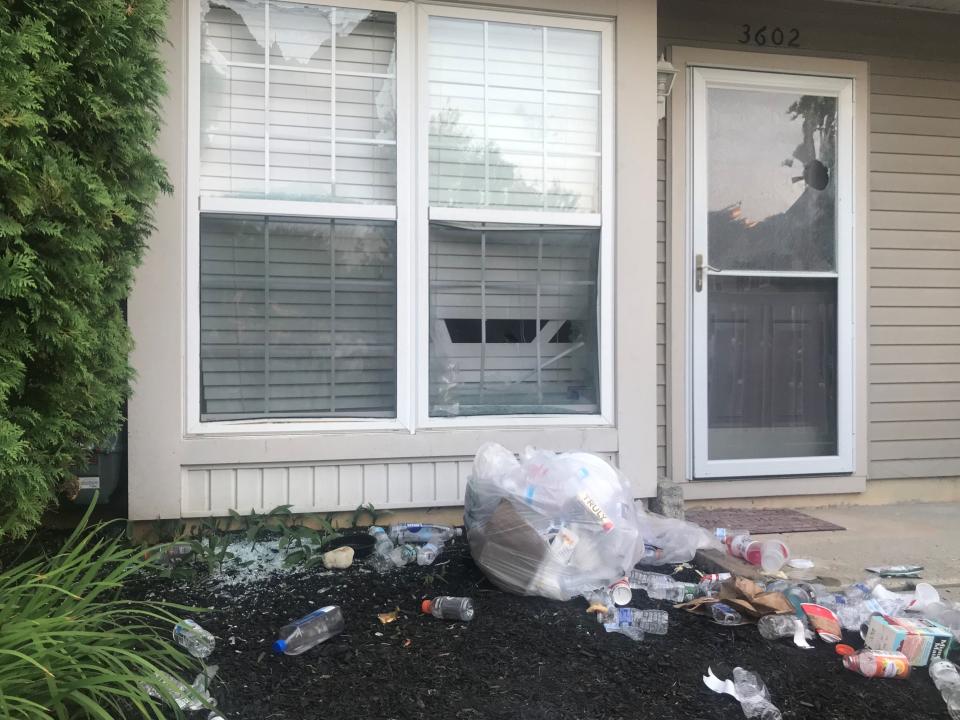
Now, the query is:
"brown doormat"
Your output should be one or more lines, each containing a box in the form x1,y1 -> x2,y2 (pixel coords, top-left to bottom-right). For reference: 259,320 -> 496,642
684,507 -> 845,534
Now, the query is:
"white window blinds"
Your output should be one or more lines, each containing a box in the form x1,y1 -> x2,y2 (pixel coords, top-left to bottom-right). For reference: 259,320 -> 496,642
428,17 -> 601,212
200,1 -> 397,202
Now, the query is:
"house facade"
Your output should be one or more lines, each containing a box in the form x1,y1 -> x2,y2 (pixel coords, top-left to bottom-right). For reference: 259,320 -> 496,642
127,0 -> 960,521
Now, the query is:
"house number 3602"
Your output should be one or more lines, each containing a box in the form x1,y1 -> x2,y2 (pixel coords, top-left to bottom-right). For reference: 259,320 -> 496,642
739,24 -> 800,48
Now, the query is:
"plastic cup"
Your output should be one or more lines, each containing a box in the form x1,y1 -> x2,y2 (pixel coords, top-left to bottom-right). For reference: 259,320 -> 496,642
760,541 -> 790,573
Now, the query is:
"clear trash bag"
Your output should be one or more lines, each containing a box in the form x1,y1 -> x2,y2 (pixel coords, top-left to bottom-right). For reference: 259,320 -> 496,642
634,512 -> 721,565
465,443 -> 646,600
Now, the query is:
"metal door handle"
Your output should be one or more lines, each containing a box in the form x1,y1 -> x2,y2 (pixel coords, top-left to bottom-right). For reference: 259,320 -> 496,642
695,253 -> 721,292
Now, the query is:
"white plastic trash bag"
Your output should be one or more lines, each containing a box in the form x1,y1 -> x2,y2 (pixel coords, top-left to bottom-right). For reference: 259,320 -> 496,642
465,443 -> 645,601
635,512 -> 721,565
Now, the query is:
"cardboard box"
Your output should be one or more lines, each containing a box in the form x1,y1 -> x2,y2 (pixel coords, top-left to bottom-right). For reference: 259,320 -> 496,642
863,615 -> 958,667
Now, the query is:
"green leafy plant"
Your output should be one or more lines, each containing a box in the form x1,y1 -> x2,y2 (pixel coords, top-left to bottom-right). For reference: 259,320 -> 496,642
351,502 -> 391,528
279,514 -> 340,568
0,0 -> 170,537
0,505 -> 201,718
188,518 -> 237,575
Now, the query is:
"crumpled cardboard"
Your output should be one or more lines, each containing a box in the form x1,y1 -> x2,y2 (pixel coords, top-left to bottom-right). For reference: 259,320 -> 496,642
678,576 -> 794,621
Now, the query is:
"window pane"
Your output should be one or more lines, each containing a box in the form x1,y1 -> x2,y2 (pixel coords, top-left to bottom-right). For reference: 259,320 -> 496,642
201,2 -> 396,203
708,89 -> 838,272
429,223 -> 599,416
428,17 -> 601,213
708,276 -> 838,460
200,215 -> 396,420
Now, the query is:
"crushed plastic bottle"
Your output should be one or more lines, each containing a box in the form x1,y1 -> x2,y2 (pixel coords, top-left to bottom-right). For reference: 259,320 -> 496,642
142,665 -> 218,711
389,523 -> 463,545
604,607 -> 669,637
733,667 -> 783,720
145,542 -> 194,564
421,596 -> 474,621
711,602 -> 743,625
273,606 -> 344,656
173,619 -> 215,659
389,543 -> 418,567
842,649 -> 911,679
368,526 -> 395,573
628,569 -> 672,590
929,660 -> 960,720
416,541 -> 443,566
757,614 -> 813,642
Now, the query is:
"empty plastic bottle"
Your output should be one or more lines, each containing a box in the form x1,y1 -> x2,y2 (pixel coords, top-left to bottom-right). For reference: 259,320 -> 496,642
711,602 -> 743,625
608,607 -> 669,635
929,660 -> 960,720
757,614 -> 813,642
644,578 -> 698,602
733,667 -> 783,720
421,596 -> 474,621
628,569 -> 671,590
367,526 -> 395,573
416,541 -> 443,566
273,606 -> 344,655
389,523 -> 463,545
146,542 -> 194,564
173,620 -> 215,660
389,543 -> 418,567
842,649 -> 911,679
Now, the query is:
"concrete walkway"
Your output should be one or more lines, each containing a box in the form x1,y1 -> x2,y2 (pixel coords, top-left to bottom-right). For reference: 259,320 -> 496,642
750,501 -> 960,600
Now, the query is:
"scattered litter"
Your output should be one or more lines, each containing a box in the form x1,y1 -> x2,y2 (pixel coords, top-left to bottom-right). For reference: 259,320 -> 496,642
800,603 -> 842,643
402,638 -> 413,648
389,543 -> 418,568
680,577 -> 793,622
862,614 -> 958,666
757,614 -> 813,649
711,602 -> 743,626
464,443 -> 645,600
787,558 -> 814,570
842,649 -> 911,679
866,564 -> 923,578
724,533 -> 791,574
368,526 -> 395,573
377,608 -> 400,625
142,665 -> 218,711
416,541 -> 443,566
144,542 -> 194,564
208,713 -> 227,720
634,514 -> 721,566
602,607 -> 669,640
390,523 -> 462,545
173,619 -> 216,659
421,596 -> 474,622
836,643 -> 856,656
321,546 -> 354,570
608,577 -> 632,606
929,660 -> 960,719
273,606 -> 344,655
703,666 -> 783,720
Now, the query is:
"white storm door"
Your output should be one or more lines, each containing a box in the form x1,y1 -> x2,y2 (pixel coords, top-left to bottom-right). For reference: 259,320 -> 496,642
690,67 -> 854,479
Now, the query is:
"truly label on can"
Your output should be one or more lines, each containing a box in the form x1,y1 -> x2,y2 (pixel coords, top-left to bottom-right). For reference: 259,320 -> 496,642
576,491 -> 614,532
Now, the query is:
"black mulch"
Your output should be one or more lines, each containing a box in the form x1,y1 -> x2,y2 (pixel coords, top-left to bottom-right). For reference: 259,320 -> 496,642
121,536 -> 951,720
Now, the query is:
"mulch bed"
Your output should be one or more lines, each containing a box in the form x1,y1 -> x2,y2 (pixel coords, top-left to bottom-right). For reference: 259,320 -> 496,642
120,535 -> 951,720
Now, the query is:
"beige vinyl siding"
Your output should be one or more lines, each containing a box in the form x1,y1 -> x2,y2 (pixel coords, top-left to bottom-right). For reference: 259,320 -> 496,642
657,125 -> 667,477
659,0 -> 960,484
869,57 -> 960,480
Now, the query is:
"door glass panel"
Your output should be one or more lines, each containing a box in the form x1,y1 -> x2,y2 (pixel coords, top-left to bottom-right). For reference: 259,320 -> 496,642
707,88 -> 837,272
708,276 -> 838,460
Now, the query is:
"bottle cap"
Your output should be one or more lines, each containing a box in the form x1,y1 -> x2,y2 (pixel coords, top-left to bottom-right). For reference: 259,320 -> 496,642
835,643 -> 855,656
421,599 -> 433,614
273,639 -> 287,654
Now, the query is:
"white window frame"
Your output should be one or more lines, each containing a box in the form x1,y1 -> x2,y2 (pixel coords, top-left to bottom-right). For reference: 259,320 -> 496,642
689,67 -> 855,478
415,4 -> 616,429
185,0 -> 614,435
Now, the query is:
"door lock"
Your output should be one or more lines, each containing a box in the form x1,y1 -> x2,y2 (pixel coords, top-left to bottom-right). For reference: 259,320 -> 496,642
695,253 -> 721,292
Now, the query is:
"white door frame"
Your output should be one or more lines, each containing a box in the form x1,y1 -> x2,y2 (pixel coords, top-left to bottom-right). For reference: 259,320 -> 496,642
689,66 -> 855,479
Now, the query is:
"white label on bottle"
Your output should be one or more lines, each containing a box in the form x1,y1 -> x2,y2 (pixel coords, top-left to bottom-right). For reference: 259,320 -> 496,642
78,476 -> 100,490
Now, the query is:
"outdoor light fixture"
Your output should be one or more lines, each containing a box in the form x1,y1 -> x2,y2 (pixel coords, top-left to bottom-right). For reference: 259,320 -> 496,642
657,54 -> 677,120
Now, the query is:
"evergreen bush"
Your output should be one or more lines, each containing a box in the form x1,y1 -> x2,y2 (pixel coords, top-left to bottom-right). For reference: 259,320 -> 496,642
0,1 -> 169,537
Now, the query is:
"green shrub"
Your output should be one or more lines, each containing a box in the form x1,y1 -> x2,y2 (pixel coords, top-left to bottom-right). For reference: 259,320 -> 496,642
0,510 -> 199,718
0,1 -> 170,536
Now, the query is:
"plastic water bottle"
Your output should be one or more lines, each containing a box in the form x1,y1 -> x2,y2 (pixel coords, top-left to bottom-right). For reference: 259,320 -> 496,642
173,620 -> 215,659
368,526 -> 393,556
628,569 -> 671,590
711,602 -> 743,625
930,660 -> 960,720
421,596 -> 474,621
389,523 -> 463,544
389,543 -> 417,567
757,614 -> 813,641
733,668 -> 783,720
647,580 -> 698,603
146,542 -> 194,564
416,541 -> 443,566
273,606 -> 344,655
611,607 -> 669,635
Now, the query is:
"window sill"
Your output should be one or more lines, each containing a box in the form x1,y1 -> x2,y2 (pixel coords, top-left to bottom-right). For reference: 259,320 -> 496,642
681,474 -> 866,501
